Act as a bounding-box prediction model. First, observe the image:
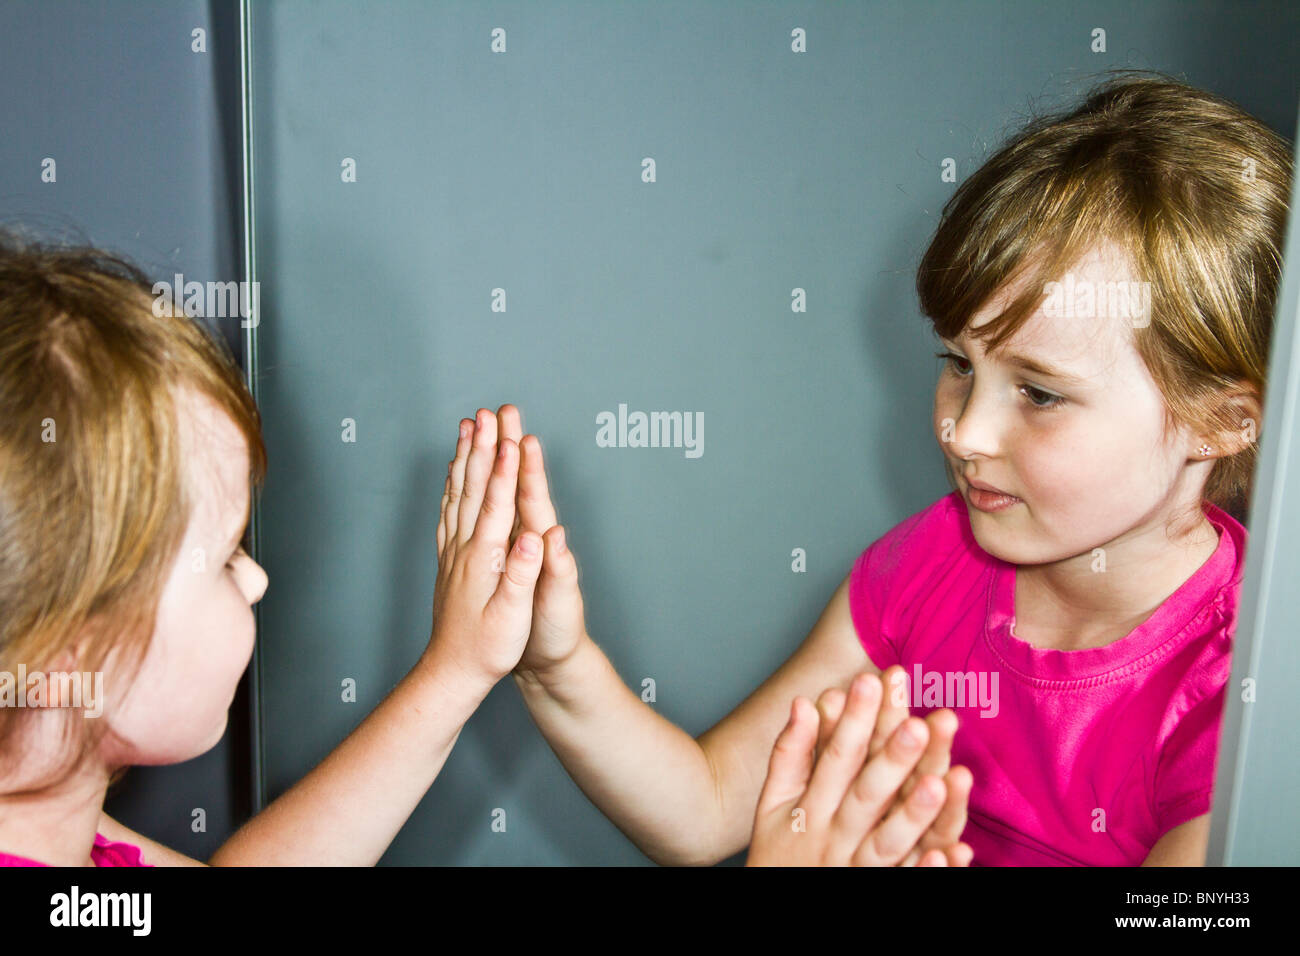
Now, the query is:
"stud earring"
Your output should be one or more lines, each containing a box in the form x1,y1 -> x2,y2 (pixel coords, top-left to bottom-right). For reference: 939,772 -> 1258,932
1198,444 -> 1213,456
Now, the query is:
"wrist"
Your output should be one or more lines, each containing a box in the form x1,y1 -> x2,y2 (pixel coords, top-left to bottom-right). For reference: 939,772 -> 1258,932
414,646 -> 500,707
511,632 -> 594,695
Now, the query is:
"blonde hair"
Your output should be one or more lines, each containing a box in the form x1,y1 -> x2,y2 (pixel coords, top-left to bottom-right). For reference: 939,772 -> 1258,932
0,231 -> 267,794
917,70 -> 1292,524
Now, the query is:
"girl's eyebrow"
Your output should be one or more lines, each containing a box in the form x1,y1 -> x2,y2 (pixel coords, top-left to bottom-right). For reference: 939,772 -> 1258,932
943,336 -> 1088,387
225,498 -> 251,549
1000,351 -> 1089,387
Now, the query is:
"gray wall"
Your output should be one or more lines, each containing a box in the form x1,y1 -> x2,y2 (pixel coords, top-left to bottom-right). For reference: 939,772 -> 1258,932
1212,100 -> 1300,867
0,0 -> 250,858
247,1 -> 1299,864
2,0 -> 1294,868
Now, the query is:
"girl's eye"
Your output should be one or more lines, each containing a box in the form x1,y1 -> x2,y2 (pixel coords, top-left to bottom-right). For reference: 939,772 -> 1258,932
1021,385 -> 1065,410
935,350 -> 971,375
934,351 -> 1066,411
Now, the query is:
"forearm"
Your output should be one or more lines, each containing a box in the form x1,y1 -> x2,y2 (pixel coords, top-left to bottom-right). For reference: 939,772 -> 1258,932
209,650 -> 488,865
512,634 -> 728,866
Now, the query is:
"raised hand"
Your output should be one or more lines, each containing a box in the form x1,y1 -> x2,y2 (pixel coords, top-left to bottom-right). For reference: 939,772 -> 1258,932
429,408 -> 546,691
747,670 -> 973,866
457,404 -> 589,680
810,665 -> 974,866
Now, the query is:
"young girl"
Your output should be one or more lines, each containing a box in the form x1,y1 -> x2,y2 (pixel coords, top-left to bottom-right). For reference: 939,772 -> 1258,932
0,236 -> 562,866
489,72 -> 1292,866
0,235 -> 952,866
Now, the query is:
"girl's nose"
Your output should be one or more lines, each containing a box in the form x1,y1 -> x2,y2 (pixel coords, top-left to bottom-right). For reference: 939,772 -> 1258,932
236,556 -> 269,605
943,393 -> 1003,462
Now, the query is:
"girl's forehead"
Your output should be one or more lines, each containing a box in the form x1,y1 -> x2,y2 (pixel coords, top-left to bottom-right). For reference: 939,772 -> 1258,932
954,295 -> 1142,388
175,389 -> 250,537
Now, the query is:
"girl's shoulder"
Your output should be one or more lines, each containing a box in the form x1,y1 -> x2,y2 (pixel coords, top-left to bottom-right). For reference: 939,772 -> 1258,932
97,812 -> 207,867
850,491 -> 972,630
858,491 -> 969,573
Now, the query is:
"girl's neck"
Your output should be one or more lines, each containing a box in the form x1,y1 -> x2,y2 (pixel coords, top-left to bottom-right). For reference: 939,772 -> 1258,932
0,765 -> 110,866
1013,513 -> 1220,652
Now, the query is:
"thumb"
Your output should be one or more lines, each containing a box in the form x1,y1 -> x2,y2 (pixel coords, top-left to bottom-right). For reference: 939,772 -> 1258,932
755,697 -> 819,817
490,531 -> 544,617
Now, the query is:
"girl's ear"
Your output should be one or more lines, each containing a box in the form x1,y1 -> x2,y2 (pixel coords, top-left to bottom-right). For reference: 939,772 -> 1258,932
32,645 -> 81,708
46,645 -> 78,673
1196,381 -> 1262,457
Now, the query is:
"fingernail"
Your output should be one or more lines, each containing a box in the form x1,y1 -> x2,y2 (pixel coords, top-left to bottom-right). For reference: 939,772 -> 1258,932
459,422 -> 468,440
852,673 -> 874,700
915,780 -> 939,806
555,527 -> 566,553
518,535 -> 537,557
498,442 -> 508,460
899,721 -> 921,747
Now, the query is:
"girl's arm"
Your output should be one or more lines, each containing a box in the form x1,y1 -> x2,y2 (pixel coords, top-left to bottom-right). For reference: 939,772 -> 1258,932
747,674 -> 971,866
208,651 -> 496,866
513,573 -> 943,865
97,812 -> 207,866
497,402 -> 965,867
104,662 -> 490,867
1142,813 -> 1210,865
211,411 -> 543,865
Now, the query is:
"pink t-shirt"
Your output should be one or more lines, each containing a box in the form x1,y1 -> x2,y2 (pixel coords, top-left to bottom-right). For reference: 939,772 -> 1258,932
849,490 -> 1244,866
0,833 -> 151,867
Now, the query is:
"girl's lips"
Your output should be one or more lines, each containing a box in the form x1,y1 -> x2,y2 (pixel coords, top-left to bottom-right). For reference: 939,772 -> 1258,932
964,474 -> 1012,496
967,485 -> 1022,512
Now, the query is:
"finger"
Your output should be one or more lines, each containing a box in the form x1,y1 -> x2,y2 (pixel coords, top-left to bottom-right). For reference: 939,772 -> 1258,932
927,764 -> 973,846
899,763 -> 973,866
802,674 -> 884,823
487,529 -> 545,623
946,842 -> 974,867
813,687 -> 847,765
437,473 -> 450,559
445,418 -> 473,546
898,708 -> 957,802
497,404 -> 523,447
868,665 -> 911,761
531,525 -> 586,642
828,714 -> 928,857
471,437 -> 522,548
496,406 -> 524,548
754,697 -> 819,817
509,509 -> 523,551
457,409 -> 498,544
517,433 -> 559,534
917,848 -> 949,867
853,772 -> 945,865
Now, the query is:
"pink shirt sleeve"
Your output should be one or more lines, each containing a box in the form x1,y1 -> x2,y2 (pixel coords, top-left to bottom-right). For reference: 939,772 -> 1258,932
849,544 -> 900,670
1152,685 -> 1226,840
847,501 -> 944,671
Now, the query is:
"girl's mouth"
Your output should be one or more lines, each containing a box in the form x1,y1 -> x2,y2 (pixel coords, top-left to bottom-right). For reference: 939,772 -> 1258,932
967,485 -> 1022,512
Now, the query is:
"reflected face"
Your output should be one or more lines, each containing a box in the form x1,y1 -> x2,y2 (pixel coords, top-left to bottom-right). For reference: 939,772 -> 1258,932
101,388 -> 268,766
932,246 -> 1197,565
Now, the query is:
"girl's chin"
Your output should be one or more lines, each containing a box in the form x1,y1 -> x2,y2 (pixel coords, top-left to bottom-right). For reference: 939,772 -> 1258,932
966,510 -> 1036,562
105,713 -> 231,766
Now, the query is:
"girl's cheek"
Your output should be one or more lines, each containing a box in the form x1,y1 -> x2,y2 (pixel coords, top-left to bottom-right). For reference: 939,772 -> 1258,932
933,396 -> 964,446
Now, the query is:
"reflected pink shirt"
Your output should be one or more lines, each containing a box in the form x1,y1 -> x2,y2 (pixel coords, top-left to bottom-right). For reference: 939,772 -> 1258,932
0,833 -> 151,867
849,490 -> 1244,866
